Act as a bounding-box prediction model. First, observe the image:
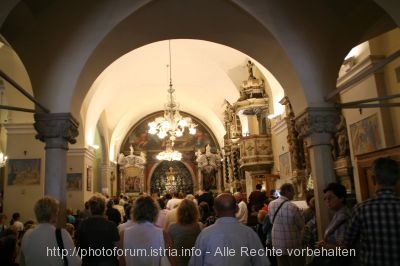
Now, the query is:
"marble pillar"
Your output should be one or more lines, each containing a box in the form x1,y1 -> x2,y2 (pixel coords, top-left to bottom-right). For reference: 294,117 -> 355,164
34,113 -> 79,227
295,107 -> 339,239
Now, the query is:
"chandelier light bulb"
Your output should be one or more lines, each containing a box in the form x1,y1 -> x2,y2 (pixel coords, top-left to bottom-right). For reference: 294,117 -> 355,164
175,130 -> 183,137
178,119 -> 187,128
189,127 -> 196,135
156,140 -> 182,161
0,152 -> 7,168
157,131 -> 167,139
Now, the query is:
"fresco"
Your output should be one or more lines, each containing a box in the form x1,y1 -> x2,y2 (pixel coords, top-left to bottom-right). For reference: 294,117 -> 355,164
121,111 -> 220,162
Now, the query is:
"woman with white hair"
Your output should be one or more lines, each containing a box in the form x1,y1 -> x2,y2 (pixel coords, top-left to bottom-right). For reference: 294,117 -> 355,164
20,196 -> 81,266
121,195 -> 175,266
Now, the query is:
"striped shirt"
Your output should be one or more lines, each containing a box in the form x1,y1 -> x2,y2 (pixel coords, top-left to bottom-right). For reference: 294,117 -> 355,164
344,190 -> 400,266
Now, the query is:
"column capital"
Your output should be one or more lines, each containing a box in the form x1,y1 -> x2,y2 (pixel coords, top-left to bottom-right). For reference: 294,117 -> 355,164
34,113 -> 79,149
295,107 -> 339,138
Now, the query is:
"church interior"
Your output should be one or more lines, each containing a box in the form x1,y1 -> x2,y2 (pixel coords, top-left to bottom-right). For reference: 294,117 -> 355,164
0,0 -> 399,237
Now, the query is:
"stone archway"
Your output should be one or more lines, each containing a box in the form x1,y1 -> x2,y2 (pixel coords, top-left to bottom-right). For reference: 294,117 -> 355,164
150,161 -> 194,195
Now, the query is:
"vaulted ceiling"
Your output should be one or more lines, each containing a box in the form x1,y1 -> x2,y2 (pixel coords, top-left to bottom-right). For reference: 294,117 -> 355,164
0,0 -> 398,162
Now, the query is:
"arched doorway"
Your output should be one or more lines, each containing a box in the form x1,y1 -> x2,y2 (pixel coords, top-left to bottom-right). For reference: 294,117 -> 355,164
150,161 -> 194,195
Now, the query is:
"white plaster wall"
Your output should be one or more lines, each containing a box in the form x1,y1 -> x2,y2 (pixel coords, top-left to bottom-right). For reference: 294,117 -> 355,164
3,124 -> 45,223
370,28 -> 400,145
3,128 -> 95,222
341,75 -> 383,202
66,150 -> 86,213
0,43 -> 34,126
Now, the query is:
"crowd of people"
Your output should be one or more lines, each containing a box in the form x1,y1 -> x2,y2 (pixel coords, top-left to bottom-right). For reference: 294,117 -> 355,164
0,157 -> 398,266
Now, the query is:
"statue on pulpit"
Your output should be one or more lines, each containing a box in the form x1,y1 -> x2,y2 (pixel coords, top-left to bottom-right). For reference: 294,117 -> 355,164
247,60 -> 256,80
238,60 -> 266,100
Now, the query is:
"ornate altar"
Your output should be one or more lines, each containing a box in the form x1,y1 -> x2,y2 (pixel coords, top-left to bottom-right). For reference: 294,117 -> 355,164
150,161 -> 194,195
117,145 -> 146,194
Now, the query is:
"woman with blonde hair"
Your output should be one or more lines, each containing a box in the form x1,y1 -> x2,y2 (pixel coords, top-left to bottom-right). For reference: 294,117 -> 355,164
167,199 -> 202,266
20,196 -> 81,266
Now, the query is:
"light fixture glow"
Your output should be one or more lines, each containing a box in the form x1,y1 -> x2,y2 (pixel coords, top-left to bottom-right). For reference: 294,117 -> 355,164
148,40 -> 197,144
156,141 -> 182,161
0,152 -> 7,168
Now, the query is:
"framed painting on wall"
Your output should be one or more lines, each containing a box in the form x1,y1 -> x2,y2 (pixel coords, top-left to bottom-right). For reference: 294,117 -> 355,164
279,152 -> 291,179
67,173 -> 82,191
86,166 -> 92,191
350,113 -> 383,155
7,159 -> 41,185
123,166 -> 142,193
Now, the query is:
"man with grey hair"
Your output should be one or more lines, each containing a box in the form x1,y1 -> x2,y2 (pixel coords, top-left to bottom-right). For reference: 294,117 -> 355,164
189,193 -> 270,266
233,191 -> 248,224
344,157 -> 400,266
268,183 -> 304,266
20,196 -> 81,266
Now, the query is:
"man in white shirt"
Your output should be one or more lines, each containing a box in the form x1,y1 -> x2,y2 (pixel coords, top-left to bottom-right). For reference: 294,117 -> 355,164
189,193 -> 270,266
166,192 -> 182,210
234,192 -> 248,225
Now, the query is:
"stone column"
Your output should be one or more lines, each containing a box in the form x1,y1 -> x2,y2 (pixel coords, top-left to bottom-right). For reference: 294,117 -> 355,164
34,113 -> 79,227
295,107 -> 339,239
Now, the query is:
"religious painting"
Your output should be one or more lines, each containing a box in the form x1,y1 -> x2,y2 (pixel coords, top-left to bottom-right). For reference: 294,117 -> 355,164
7,159 -> 41,185
86,166 -> 92,191
67,173 -> 82,191
279,152 -> 291,179
350,113 -> 383,155
123,166 -> 142,193
121,111 -> 219,163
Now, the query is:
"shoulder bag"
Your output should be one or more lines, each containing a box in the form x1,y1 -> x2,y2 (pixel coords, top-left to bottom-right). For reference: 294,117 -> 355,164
55,228 -> 68,266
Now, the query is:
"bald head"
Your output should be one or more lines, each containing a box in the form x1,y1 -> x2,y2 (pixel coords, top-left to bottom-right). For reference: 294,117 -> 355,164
214,193 -> 237,217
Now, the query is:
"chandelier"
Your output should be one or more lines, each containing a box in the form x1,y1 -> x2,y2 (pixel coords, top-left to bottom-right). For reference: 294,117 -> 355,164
148,40 -> 196,144
156,140 -> 182,161
0,152 -> 7,168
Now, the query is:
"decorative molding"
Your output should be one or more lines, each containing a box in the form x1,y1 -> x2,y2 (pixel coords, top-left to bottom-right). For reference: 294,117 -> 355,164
68,148 -> 96,161
34,113 -> 79,149
271,117 -> 287,134
4,123 -> 36,134
295,107 -> 339,138
337,55 -> 384,86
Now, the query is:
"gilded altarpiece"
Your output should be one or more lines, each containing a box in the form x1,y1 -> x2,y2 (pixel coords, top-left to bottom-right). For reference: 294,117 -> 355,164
150,161 -> 194,195
119,111 -> 220,194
